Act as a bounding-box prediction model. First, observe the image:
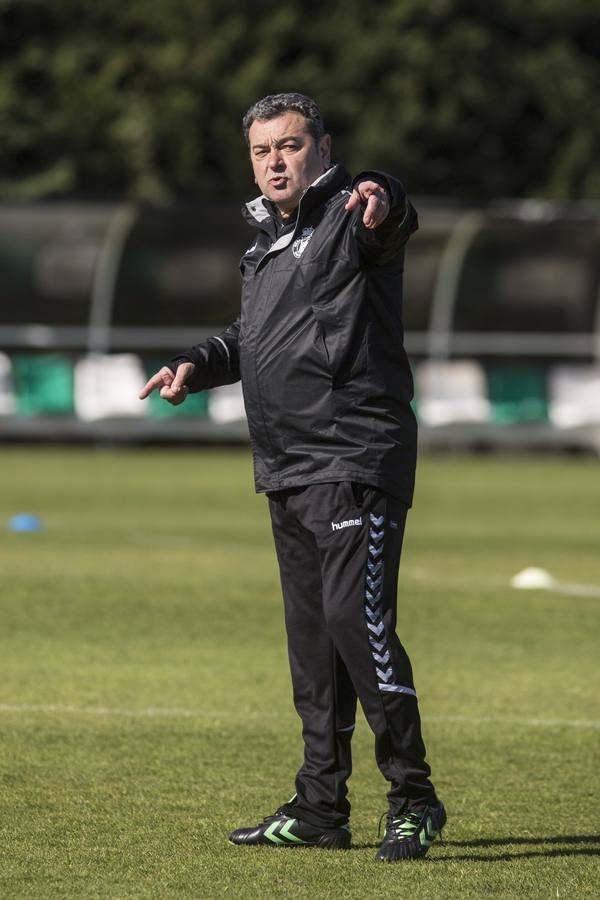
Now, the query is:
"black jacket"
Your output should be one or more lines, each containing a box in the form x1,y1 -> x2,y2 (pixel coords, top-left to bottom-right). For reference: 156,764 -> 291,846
172,164 -> 419,504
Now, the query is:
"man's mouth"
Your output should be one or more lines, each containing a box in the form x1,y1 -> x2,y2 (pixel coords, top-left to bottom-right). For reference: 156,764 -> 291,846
269,176 -> 288,189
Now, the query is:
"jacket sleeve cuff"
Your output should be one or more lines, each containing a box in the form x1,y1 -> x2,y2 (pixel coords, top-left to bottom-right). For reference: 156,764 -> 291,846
169,348 -> 209,392
351,171 -> 394,206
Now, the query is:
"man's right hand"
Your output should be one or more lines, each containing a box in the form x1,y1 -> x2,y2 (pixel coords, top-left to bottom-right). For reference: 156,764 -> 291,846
139,362 -> 196,405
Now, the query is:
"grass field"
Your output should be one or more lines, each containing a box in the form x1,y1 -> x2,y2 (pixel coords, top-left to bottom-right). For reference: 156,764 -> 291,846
0,447 -> 599,898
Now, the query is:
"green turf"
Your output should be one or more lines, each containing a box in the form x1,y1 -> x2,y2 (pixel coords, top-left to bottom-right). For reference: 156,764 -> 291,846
0,447 -> 599,898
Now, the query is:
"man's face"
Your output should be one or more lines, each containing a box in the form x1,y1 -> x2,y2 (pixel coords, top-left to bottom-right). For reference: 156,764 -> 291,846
248,112 -> 331,217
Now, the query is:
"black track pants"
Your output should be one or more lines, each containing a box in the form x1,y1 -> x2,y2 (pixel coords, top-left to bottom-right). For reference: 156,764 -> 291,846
268,481 -> 436,829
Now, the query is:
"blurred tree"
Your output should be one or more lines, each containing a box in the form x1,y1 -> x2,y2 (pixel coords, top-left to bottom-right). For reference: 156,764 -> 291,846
0,0 -> 598,201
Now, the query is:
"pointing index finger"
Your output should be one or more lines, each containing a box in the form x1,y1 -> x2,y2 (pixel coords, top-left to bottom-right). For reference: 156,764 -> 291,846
138,367 -> 173,400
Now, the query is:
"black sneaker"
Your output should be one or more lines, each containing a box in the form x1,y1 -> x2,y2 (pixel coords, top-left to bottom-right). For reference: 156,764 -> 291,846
376,799 -> 446,861
228,808 -> 351,849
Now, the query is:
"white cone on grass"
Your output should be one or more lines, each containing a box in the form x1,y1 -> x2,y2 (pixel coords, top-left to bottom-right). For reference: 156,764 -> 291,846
510,568 -> 556,590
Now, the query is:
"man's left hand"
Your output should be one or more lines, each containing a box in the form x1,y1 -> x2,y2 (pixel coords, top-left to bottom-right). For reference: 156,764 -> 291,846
345,180 -> 390,229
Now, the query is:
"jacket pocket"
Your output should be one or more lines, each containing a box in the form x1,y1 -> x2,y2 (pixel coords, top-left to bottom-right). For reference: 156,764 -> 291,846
315,321 -> 330,367
255,315 -> 334,438
311,303 -> 338,370
312,301 -> 370,391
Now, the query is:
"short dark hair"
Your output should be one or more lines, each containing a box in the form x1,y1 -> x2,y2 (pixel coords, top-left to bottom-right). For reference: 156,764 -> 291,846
242,93 -> 326,144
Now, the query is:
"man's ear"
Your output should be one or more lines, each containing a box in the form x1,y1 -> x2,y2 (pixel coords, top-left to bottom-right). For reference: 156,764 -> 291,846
319,134 -> 332,167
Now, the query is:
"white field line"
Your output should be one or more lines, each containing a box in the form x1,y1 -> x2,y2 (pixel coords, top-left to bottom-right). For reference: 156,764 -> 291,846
404,567 -> 600,598
0,702 -> 599,730
425,713 -> 600,729
545,581 -> 600,598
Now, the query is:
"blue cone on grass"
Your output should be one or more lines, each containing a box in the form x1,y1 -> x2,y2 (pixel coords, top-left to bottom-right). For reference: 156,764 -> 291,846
8,513 -> 44,532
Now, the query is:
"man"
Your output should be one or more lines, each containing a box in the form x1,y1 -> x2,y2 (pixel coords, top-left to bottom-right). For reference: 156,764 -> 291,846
140,93 -> 445,862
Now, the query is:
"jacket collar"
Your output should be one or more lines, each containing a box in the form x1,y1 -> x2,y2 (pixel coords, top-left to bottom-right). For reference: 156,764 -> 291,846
242,163 -> 351,233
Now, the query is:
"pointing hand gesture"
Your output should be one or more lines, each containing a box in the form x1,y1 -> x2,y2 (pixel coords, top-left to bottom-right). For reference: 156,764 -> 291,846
139,362 -> 195,405
345,180 -> 390,230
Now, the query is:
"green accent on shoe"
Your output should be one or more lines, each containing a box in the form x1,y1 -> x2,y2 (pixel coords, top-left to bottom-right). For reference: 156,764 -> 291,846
263,822 -> 285,844
279,819 -> 306,843
393,815 -> 419,836
263,818 -> 307,845
419,816 -> 434,847
376,801 -> 447,862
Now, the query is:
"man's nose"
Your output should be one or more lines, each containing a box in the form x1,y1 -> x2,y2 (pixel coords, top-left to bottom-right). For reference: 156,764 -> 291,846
267,147 -> 284,169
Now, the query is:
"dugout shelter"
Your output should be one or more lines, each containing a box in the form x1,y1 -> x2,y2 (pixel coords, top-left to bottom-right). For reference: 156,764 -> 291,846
0,198 -> 599,451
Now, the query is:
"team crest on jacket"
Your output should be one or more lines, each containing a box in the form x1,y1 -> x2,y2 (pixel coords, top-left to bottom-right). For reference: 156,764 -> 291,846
292,227 -> 315,258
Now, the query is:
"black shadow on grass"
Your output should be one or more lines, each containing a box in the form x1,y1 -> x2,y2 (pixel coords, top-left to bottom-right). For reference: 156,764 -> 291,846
432,834 -> 600,863
446,834 -> 600,848
352,835 -> 600,858
432,847 -> 600,863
